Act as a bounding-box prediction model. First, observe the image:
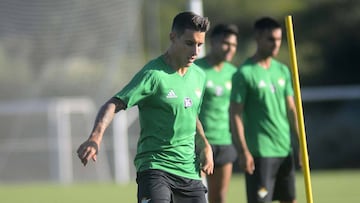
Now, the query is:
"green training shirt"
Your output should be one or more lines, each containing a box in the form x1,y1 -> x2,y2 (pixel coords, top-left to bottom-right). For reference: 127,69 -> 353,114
231,58 -> 294,157
114,56 -> 206,180
195,58 -> 237,145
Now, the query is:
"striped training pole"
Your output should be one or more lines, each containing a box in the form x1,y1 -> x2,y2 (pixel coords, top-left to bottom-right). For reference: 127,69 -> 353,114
285,15 -> 314,203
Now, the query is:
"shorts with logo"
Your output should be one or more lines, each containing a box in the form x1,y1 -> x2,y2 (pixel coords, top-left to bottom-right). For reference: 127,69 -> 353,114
211,144 -> 237,167
136,169 -> 207,203
245,154 -> 296,203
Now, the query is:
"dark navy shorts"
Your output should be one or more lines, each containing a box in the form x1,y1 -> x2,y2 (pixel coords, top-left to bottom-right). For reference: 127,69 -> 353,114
245,154 -> 296,203
211,144 -> 237,167
136,169 -> 207,203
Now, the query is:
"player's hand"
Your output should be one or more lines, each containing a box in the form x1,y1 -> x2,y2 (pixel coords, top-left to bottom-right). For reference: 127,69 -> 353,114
298,150 -> 303,168
76,140 -> 99,166
200,144 -> 214,175
239,151 -> 255,175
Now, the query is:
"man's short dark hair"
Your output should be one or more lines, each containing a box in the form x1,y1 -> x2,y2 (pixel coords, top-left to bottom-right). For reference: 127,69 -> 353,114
171,11 -> 210,36
210,23 -> 239,39
254,17 -> 281,32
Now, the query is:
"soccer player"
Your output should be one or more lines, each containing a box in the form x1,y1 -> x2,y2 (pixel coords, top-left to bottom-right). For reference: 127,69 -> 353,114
230,17 -> 299,203
77,11 -> 214,203
195,23 -> 239,203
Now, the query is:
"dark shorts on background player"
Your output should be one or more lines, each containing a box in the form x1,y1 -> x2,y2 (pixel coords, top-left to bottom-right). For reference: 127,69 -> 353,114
136,169 -> 207,203
211,144 -> 237,167
245,154 -> 296,203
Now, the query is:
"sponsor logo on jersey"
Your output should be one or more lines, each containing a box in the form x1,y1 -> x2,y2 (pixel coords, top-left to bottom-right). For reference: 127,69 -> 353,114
215,86 -> 223,96
184,97 -> 193,108
270,84 -> 276,93
166,89 -> 177,98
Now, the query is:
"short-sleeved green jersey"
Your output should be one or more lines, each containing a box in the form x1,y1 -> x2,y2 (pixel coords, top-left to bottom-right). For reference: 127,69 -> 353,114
231,58 -> 294,157
195,58 -> 237,145
114,56 -> 206,180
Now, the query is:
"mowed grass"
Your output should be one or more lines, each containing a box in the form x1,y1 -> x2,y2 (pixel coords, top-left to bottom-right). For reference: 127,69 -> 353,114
0,170 -> 359,203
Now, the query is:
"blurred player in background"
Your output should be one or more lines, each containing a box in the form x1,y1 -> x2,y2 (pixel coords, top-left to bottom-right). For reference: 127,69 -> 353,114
77,11 -> 214,203
195,23 -> 239,203
230,17 -> 299,203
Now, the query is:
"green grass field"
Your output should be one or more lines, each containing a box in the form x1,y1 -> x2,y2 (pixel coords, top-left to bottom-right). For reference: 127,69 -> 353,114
1,170 -> 359,203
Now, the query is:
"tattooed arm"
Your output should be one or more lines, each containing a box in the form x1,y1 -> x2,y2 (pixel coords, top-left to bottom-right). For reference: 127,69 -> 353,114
195,117 -> 214,175
77,97 -> 125,166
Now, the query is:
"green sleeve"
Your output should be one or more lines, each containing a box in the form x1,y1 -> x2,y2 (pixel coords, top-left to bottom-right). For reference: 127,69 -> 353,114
114,69 -> 158,108
231,70 -> 248,103
284,66 -> 294,97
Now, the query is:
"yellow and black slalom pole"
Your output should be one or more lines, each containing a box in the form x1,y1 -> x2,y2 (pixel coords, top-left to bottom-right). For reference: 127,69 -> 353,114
285,15 -> 314,203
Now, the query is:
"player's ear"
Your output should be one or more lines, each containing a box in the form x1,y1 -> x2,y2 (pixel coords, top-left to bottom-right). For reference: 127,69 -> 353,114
170,31 -> 176,42
254,30 -> 262,41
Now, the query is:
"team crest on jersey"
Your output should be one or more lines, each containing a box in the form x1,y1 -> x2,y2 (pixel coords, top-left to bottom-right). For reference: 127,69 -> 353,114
225,81 -> 232,90
195,88 -> 202,98
278,78 -> 285,87
184,97 -> 192,108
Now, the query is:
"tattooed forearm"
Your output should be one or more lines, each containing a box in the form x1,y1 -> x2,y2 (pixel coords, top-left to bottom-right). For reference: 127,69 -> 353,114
88,100 -> 118,141
94,103 -> 115,129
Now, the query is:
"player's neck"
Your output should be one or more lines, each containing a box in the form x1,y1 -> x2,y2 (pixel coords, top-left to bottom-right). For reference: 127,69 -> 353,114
251,54 -> 272,69
205,55 -> 224,71
163,51 -> 188,76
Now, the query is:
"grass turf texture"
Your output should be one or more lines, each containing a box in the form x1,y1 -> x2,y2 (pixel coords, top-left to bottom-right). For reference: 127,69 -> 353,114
0,170 -> 359,203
